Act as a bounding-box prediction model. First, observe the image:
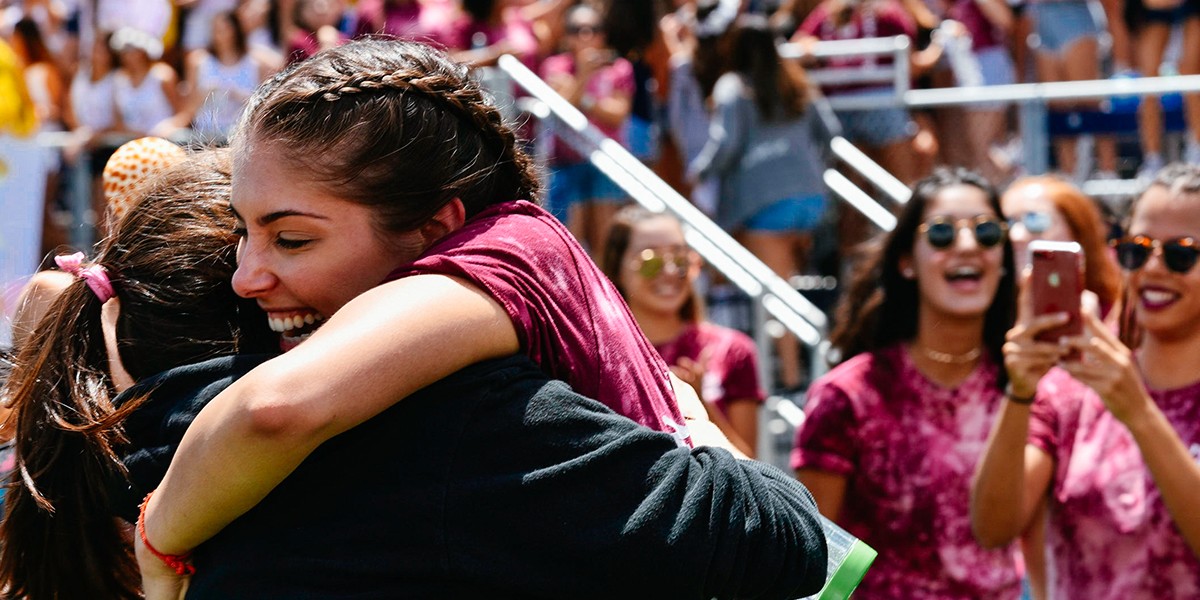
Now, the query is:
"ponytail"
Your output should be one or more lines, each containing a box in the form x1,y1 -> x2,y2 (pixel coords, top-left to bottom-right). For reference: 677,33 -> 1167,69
0,282 -> 142,600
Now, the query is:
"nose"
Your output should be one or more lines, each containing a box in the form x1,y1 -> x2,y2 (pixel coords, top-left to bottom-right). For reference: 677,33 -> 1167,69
954,225 -> 980,251
231,237 -> 276,299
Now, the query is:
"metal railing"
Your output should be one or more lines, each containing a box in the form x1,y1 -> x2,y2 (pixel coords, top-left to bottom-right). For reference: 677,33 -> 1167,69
495,54 -> 833,403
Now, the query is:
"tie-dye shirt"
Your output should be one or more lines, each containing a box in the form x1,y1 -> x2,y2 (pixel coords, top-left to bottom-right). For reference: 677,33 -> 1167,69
1030,368 -> 1200,599
388,200 -> 688,445
791,344 -> 1022,599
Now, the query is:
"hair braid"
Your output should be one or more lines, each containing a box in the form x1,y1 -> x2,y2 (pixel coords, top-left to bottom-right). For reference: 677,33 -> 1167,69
314,65 -> 540,202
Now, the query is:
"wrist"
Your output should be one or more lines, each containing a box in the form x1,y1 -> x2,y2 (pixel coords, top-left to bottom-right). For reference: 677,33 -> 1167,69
1005,381 -> 1036,405
138,491 -> 195,575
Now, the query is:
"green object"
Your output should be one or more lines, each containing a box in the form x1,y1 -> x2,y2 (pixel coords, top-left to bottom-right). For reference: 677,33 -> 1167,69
801,516 -> 877,600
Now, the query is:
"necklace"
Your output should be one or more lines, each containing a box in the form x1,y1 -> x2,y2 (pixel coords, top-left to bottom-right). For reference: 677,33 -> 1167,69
918,345 -> 982,365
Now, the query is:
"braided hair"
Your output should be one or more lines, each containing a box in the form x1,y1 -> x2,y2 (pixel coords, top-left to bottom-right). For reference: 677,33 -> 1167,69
233,38 -> 541,234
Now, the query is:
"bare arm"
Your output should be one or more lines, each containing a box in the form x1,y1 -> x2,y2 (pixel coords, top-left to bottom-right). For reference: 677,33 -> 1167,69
970,400 -> 1055,547
1063,310 -> 1200,558
140,275 -> 519,556
972,274 -> 1062,547
795,468 -> 847,522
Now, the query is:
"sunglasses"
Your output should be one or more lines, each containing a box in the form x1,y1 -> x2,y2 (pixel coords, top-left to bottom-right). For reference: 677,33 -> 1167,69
628,248 -> 696,279
1112,235 -> 1200,273
566,23 -> 603,35
917,215 -> 1008,250
1007,211 -> 1053,235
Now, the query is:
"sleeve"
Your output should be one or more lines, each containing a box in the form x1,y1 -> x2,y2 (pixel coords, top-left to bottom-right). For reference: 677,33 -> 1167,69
687,74 -> 750,180
540,53 -> 571,79
797,3 -> 830,38
450,377 -> 828,600
1027,381 -> 1063,457
790,378 -> 859,474
876,2 -> 918,39
608,58 -> 635,97
719,331 -> 765,403
667,58 -> 701,151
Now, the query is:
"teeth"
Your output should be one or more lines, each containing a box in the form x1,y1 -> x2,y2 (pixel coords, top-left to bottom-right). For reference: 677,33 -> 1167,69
268,313 -> 325,332
1143,290 -> 1175,303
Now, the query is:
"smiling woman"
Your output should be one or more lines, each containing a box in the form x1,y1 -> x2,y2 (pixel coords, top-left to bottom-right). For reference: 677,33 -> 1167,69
791,167 -> 1024,599
973,163 -> 1200,599
134,39 -> 827,599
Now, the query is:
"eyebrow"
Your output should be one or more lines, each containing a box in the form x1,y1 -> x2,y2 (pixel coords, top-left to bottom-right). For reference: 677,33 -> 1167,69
228,206 -> 329,226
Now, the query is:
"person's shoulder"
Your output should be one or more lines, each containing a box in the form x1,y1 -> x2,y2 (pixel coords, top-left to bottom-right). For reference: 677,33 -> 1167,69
808,347 -> 895,398
694,321 -> 755,349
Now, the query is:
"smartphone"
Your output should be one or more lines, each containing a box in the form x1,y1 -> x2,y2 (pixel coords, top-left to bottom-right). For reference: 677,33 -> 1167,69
1028,240 -> 1084,344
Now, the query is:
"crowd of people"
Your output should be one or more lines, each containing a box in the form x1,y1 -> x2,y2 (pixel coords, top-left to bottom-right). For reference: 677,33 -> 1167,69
2,0 -> 1200,599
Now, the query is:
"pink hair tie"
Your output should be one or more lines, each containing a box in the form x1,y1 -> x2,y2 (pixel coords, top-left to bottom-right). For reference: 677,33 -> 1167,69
55,252 -> 115,303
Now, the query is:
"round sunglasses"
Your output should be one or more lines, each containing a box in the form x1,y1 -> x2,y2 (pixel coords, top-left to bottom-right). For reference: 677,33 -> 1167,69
917,215 -> 1008,250
1112,235 -> 1200,273
1007,211 -> 1053,235
628,248 -> 696,279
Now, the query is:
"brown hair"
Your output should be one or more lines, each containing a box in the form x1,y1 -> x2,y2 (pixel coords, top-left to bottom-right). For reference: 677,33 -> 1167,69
233,38 -> 541,235
600,205 -> 703,323
1005,176 -> 1122,308
729,14 -> 809,120
0,150 -> 273,600
1117,163 -> 1200,348
830,167 -> 1016,374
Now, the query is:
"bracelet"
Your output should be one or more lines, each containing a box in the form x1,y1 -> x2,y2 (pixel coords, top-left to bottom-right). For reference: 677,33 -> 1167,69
1005,382 -> 1036,406
137,491 -> 196,576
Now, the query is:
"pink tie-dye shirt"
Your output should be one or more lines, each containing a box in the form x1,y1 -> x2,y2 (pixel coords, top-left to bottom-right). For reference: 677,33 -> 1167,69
1030,368 -> 1200,599
387,200 -> 688,445
792,344 -> 1022,599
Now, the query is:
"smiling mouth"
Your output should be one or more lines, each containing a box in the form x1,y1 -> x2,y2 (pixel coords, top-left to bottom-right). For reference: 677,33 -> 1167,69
944,266 -> 982,284
268,312 -> 326,351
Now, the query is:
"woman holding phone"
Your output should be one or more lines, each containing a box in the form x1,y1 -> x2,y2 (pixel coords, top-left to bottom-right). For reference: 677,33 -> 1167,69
972,163 -> 1200,598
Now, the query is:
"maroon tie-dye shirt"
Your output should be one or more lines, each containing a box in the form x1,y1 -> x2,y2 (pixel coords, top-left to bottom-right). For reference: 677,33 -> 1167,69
388,200 -> 688,445
792,344 -> 1022,599
1030,368 -> 1200,598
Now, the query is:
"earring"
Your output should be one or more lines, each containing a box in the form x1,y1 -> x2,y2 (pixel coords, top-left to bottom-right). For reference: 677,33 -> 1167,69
901,267 -> 915,279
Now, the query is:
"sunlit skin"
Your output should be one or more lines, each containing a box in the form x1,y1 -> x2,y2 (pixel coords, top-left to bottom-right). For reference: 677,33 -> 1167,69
230,143 -> 426,350
902,185 -> 1007,323
1001,183 -> 1075,272
618,215 -> 696,324
1124,186 -> 1200,343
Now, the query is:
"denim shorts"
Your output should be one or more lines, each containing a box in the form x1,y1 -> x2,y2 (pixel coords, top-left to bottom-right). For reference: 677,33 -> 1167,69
547,161 -> 627,221
743,195 -> 829,232
1031,0 -> 1104,52
833,87 -> 916,146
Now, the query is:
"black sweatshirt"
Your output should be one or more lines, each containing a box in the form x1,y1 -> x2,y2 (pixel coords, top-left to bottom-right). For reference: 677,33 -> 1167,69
116,355 -> 827,599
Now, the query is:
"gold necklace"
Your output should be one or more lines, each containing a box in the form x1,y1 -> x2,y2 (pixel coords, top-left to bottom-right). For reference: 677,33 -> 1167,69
919,345 -> 982,365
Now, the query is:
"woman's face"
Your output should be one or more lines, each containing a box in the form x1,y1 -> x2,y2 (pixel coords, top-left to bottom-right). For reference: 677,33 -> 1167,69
1124,186 -> 1200,341
618,216 -> 698,319
212,15 -> 237,50
565,8 -> 606,53
1001,183 -> 1074,272
230,144 -> 426,351
902,184 -> 1007,322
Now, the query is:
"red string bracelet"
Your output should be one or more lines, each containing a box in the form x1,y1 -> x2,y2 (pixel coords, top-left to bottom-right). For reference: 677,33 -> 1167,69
137,491 -> 196,576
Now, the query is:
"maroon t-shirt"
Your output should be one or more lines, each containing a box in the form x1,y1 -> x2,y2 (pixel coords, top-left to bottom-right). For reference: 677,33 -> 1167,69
654,322 -> 763,417
792,344 -> 1022,599
797,0 -> 917,95
388,200 -> 689,445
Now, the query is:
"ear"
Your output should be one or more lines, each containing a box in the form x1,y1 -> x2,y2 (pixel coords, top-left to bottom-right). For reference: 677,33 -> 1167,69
898,255 -> 916,279
419,198 -> 467,246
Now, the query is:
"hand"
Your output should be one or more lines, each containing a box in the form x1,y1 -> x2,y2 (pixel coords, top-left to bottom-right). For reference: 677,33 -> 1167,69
135,532 -> 190,600
576,47 -> 613,79
669,348 -> 711,401
1060,310 -> 1153,425
1003,270 -> 1071,398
